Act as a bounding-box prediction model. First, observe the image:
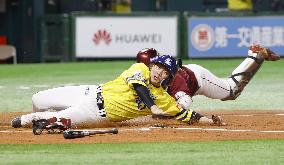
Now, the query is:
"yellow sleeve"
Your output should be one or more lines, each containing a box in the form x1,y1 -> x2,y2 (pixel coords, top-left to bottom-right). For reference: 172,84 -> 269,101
121,63 -> 150,88
174,108 -> 194,123
153,88 -> 194,123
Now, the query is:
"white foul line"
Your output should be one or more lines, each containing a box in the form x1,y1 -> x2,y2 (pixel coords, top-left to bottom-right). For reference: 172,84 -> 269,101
1,111 -> 284,134
173,127 -> 284,133
116,127 -> 284,133
118,127 -> 284,133
1,127 -> 284,133
0,130 -> 32,133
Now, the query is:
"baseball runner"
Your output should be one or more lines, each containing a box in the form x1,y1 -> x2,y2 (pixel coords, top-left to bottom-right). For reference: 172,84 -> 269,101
12,55 -> 213,128
136,45 -> 280,124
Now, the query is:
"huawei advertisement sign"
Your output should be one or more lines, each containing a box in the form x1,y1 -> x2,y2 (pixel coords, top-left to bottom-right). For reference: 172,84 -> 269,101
75,16 -> 178,58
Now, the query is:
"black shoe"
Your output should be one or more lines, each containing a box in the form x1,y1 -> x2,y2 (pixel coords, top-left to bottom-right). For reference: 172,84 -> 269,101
32,119 -> 50,135
11,116 -> 22,128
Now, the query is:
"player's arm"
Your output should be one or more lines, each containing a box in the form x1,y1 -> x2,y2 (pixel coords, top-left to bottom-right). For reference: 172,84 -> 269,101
174,108 -> 193,123
175,91 -> 193,110
166,106 -> 203,124
168,71 -> 193,110
133,83 -> 169,116
161,94 -> 202,124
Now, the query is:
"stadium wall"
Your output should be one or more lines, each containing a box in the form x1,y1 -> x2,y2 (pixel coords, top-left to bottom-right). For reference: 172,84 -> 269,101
39,11 -> 284,62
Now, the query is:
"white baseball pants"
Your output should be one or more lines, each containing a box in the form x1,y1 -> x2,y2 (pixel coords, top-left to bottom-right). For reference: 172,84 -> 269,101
21,85 -> 107,126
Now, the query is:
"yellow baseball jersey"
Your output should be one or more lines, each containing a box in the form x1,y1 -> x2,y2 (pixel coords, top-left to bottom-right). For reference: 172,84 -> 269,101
102,63 -> 192,122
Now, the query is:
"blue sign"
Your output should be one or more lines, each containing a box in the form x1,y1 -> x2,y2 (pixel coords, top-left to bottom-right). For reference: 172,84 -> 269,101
188,16 -> 284,58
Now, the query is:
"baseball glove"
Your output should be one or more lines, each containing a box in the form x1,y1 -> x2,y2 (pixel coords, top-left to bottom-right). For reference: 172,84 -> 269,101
212,115 -> 227,126
250,44 -> 280,61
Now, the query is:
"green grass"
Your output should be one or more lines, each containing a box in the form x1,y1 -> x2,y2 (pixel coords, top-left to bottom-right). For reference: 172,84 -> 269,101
0,140 -> 283,165
0,61 -> 131,112
0,59 -> 284,112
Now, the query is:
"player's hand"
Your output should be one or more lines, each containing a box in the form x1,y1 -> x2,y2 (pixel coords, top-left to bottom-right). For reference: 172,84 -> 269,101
150,105 -> 170,116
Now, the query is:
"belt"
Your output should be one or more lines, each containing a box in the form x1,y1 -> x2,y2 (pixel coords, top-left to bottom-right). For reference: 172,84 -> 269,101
96,86 -> 106,118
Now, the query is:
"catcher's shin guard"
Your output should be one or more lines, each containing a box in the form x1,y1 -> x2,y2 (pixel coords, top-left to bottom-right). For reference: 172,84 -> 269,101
222,47 -> 265,100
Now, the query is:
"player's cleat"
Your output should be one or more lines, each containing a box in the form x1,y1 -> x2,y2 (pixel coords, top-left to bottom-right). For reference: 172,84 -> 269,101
212,115 -> 227,126
32,117 -> 72,135
250,44 -> 280,61
32,119 -> 50,135
11,116 -> 22,128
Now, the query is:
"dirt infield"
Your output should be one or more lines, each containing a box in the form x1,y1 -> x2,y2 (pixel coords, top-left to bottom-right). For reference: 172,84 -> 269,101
1,111 -> 284,144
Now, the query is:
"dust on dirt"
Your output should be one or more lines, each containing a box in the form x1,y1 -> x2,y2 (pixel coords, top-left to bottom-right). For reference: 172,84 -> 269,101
1,111 -> 284,144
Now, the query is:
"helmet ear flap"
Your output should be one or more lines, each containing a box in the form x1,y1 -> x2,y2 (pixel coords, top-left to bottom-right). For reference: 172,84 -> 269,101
160,76 -> 172,89
178,58 -> 182,68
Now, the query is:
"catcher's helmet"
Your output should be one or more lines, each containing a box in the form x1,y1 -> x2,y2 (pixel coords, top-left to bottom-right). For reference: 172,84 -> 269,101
150,55 -> 178,76
136,48 -> 159,66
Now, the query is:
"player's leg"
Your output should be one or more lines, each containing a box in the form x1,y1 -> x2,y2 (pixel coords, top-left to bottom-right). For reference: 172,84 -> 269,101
222,45 -> 280,100
32,85 -> 97,112
12,86 -> 107,127
186,64 -> 232,99
187,45 -> 280,100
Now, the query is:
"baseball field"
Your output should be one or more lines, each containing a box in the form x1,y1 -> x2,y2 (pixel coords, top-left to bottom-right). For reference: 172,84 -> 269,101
0,59 -> 284,164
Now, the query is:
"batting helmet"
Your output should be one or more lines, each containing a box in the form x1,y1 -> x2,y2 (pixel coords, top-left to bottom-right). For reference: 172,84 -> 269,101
136,48 -> 159,66
150,55 -> 178,76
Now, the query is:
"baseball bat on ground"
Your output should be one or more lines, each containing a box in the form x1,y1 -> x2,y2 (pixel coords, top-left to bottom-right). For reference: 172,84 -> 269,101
63,128 -> 118,139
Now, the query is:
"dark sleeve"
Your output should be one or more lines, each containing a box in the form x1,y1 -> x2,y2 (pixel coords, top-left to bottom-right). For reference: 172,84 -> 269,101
133,83 -> 155,109
167,71 -> 191,99
167,68 -> 198,98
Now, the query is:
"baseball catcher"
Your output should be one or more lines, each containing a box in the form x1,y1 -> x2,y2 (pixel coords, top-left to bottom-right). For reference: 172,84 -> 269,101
136,45 -> 280,125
